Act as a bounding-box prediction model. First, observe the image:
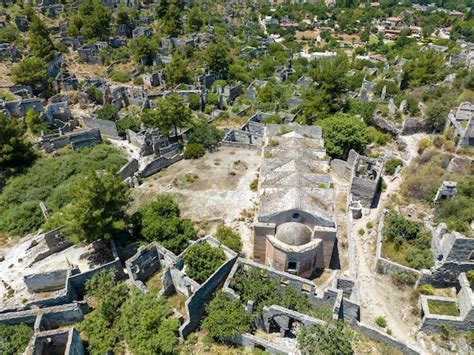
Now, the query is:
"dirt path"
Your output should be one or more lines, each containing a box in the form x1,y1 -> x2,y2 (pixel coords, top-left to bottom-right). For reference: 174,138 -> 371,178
352,134 -> 428,351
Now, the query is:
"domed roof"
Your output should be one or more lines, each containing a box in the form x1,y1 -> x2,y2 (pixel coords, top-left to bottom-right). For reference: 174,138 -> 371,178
275,222 -> 312,246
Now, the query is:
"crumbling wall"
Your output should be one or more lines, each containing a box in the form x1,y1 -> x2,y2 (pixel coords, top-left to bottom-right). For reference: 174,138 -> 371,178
83,117 -> 119,138
125,244 -> 162,291
179,254 -> 239,337
139,154 -> 183,178
233,333 -> 291,354
24,269 -> 68,293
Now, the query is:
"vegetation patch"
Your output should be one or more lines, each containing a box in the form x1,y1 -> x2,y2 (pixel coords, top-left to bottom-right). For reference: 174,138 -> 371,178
184,242 -> 226,283
382,212 -> 433,270
427,300 -> 459,317
214,225 -> 242,253
0,324 -> 33,355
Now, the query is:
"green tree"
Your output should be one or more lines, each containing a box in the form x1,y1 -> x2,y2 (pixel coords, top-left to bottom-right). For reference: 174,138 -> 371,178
136,195 -> 196,254
402,49 -> 446,87
309,53 -> 349,97
187,6 -> 204,32
301,88 -> 332,124
25,108 -> 48,135
202,291 -> 253,343
0,324 -> 33,355
68,0 -> 112,40
187,122 -> 223,149
0,113 -> 35,174
96,104 -> 119,121
183,143 -> 205,159
142,93 -> 192,137
46,171 -> 130,244
426,100 -> 450,131
0,24 -> 18,44
319,114 -> 369,159
162,4 -> 181,36
165,52 -> 191,87
297,322 -> 354,355
214,225 -> 242,253
11,58 -> 48,92
28,14 -> 55,60
86,86 -> 103,104
205,42 -> 232,77
184,242 -> 226,283
129,35 -> 158,61
118,290 -> 180,354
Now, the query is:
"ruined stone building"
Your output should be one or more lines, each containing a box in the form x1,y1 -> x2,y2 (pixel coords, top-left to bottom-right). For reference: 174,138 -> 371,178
253,125 -> 337,278
446,102 -> 474,149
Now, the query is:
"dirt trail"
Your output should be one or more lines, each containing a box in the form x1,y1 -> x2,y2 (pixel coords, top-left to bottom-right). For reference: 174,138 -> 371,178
352,134 -> 428,351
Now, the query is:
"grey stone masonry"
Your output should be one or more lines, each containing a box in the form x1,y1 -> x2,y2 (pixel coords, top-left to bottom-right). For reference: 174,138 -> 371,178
24,269 -> 69,293
420,273 -> 474,333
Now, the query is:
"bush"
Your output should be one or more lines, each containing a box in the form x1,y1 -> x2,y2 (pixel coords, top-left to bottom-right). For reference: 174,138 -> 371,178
250,178 -> 258,191
417,138 -> 432,154
375,316 -> 387,328
184,143 -> 205,159
109,70 -> 130,83
391,270 -> 417,286
358,228 -> 365,236
96,104 -> 119,121
202,291 -> 253,343
187,122 -> 223,149
0,145 -> 126,236
86,86 -> 103,104
366,221 -> 373,229
384,158 -> 403,175
297,322 -> 353,354
136,195 -> 196,254
0,324 -> 33,355
116,116 -> 140,136
184,242 -> 226,283
416,284 -> 435,295
214,225 -> 242,253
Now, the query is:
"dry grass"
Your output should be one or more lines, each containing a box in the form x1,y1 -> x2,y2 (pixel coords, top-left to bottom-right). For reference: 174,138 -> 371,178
145,269 -> 164,294
167,293 -> 187,317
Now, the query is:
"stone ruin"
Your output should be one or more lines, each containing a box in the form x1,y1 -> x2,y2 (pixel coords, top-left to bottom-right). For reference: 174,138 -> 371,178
446,102 -> 474,149
417,223 -> 474,287
331,149 -> 383,208
109,86 -> 149,110
0,43 -> 21,61
433,180 -> 457,203
419,272 -> 474,333
125,236 -> 239,338
38,128 -> 102,153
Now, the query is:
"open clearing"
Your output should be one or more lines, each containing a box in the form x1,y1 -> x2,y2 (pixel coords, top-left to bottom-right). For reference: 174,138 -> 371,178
132,147 -> 261,258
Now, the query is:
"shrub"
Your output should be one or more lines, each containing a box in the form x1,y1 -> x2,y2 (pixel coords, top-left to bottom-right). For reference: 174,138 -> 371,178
0,145 -> 126,237
441,324 -> 452,340
415,284 -> 435,295
214,225 -> 242,253
375,316 -> 387,328
297,322 -> 353,354
202,291 -> 253,343
136,195 -> 196,254
384,158 -> 403,175
417,138 -> 432,154
0,324 -> 33,355
96,104 -> 119,121
187,122 -> 223,149
184,242 -> 226,283
184,143 -> 205,159
109,70 -> 130,83
391,271 -> 417,286
86,86 -> 103,104
366,221 -> 373,229
358,228 -> 365,236
250,178 -> 258,191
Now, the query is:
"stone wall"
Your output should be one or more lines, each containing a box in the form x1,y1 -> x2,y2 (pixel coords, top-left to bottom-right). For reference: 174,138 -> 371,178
139,154 -> 183,178
233,333 -> 291,354
400,118 -> 432,135
420,273 -> 474,333
179,249 -> 238,337
24,269 -> 68,293
83,117 -> 119,138
354,322 -> 420,355
65,328 -> 85,355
